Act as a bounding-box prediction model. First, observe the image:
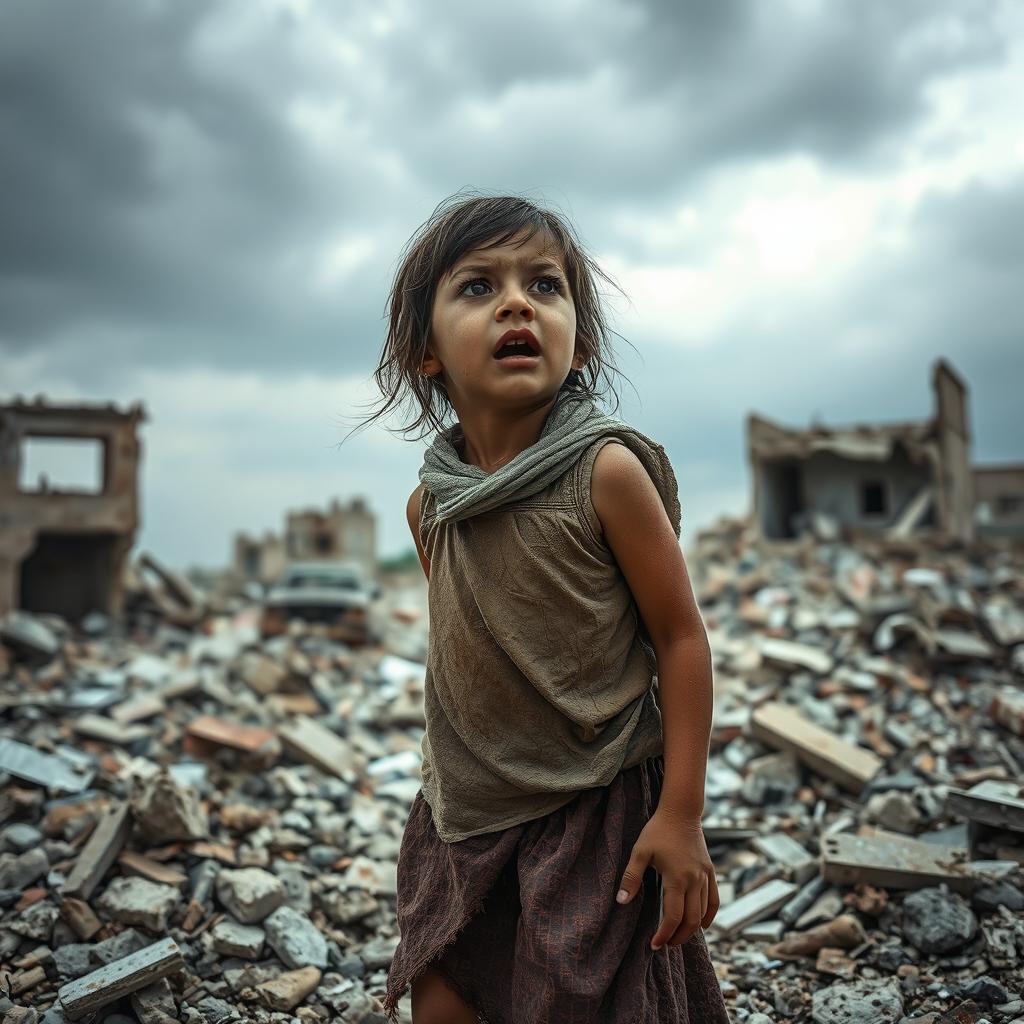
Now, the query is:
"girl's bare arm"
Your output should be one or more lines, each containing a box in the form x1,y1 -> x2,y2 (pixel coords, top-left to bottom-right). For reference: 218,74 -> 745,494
407,484 -> 430,581
590,443 -> 712,821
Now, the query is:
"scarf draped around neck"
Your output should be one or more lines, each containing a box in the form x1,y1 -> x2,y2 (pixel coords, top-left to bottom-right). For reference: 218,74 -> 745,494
419,389 -> 681,535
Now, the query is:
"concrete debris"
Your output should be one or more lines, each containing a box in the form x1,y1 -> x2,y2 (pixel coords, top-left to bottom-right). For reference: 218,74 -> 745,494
263,904 -> 329,969
693,517 -> 1024,1021
210,919 -> 265,959
0,521 -> 1021,1022
214,867 -> 286,925
130,768 -> 209,843
97,877 -> 180,932
255,965 -> 322,1012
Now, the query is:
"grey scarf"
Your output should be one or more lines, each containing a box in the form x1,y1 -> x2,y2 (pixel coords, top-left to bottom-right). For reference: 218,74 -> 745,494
419,389 -> 681,534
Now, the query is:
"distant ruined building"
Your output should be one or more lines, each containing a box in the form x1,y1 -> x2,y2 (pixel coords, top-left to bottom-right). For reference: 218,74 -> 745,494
234,496 -> 377,586
747,359 -> 1024,545
0,398 -> 146,619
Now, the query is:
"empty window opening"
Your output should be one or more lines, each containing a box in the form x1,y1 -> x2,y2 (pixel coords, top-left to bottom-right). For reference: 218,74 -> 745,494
861,480 -> 887,516
18,437 -> 105,494
995,494 -> 1024,517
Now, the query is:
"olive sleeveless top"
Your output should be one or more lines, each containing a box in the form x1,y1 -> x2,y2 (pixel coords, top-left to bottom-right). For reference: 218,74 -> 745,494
417,436 -> 668,843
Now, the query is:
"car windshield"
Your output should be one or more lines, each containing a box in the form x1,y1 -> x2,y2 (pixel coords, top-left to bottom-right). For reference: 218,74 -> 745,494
283,573 -> 359,590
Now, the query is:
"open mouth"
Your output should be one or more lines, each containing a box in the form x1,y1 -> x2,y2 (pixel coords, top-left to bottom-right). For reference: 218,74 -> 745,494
494,340 -> 540,361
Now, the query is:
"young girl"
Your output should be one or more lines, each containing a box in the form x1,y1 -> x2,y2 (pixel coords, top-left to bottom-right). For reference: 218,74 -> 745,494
365,193 -> 729,1024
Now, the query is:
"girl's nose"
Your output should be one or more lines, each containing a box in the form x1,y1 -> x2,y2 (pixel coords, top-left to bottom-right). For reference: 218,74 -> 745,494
496,289 -> 534,321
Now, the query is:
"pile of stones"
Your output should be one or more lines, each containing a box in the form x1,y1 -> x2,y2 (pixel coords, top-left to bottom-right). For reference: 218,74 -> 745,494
0,518 -> 1021,1024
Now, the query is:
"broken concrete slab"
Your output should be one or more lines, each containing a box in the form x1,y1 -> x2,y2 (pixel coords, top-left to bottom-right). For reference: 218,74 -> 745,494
97,876 -> 179,932
750,833 -> 817,884
0,740 -> 94,793
215,867 -> 286,924
708,878 -> 798,939
821,832 -> 974,894
947,779 -> 1024,833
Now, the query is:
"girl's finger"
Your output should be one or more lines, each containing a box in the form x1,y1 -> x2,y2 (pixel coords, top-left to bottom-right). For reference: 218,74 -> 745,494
667,883 -> 703,946
616,844 -> 649,905
651,884 -> 685,950
702,873 -> 720,928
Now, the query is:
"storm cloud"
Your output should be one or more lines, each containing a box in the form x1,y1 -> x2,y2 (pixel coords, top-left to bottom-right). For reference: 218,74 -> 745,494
2,0 -> 1022,565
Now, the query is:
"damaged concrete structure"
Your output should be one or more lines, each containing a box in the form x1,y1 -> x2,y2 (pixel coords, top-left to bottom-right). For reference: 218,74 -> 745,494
0,398 -> 146,620
747,360 -> 976,543
233,531 -> 287,590
974,463 -> 1024,544
234,496 -> 377,587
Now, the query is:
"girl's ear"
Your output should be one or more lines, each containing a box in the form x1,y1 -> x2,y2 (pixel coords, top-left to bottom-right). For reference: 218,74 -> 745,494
419,340 -> 442,377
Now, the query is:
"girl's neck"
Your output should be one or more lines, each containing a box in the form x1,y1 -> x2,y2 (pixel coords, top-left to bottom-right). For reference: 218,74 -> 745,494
455,395 -> 559,475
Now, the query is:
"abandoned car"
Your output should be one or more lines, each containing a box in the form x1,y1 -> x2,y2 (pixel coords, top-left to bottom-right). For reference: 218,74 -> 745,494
259,561 -> 379,643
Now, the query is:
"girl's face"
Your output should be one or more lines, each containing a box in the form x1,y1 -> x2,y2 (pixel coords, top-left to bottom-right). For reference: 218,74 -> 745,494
422,229 -> 583,411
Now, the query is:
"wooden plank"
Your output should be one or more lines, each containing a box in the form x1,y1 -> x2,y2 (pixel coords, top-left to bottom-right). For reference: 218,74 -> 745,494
707,878 -> 797,938
760,638 -> 834,675
947,780 -> 1024,833
61,802 -> 131,900
110,693 -> 166,724
118,850 -> 188,888
72,714 -> 151,745
58,937 -> 183,1021
751,702 -> 882,794
278,716 -> 356,780
59,897 -> 103,940
821,832 -> 974,894
185,715 -> 279,755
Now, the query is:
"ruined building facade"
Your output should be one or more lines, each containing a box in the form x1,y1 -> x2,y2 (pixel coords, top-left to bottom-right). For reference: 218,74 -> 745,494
746,359 -> 1016,544
0,399 -> 146,620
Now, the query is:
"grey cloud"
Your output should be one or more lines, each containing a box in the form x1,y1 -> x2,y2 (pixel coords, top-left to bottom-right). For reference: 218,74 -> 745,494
3,0 -> 1015,380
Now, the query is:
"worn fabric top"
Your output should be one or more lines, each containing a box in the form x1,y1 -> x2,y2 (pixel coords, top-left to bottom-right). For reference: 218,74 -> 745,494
416,390 -> 683,842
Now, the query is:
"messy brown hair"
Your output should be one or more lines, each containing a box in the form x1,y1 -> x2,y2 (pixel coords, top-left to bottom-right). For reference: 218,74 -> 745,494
344,190 -> 635,443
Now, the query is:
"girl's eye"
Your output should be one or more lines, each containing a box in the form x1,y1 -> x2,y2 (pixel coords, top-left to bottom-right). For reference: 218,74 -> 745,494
455,275 -> 565,297
534,275 -> 564,295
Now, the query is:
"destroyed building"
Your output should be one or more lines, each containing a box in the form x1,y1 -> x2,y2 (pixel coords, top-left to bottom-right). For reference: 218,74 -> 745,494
234,496 -> 377,587
0,397 -> 146,621
974,463 -> 1024,545
747,360 -> 979,544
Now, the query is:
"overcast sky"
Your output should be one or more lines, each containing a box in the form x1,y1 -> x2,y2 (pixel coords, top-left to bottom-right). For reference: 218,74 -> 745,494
3,0 -> 1023,570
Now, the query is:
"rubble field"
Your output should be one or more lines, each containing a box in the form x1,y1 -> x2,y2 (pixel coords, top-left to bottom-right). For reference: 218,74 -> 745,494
0,522 -> 1021,1024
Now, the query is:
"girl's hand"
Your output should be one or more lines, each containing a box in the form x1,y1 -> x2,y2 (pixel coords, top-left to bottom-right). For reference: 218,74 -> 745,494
615,809 -> 719,949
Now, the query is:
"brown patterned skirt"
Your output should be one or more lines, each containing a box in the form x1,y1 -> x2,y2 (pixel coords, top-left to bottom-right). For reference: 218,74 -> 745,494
382,756 -> 730,1024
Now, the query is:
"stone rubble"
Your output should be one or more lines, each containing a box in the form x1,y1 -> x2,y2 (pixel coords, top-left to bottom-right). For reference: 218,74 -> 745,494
0,525 -> 1019,1023
695,517 -> 1024,1024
